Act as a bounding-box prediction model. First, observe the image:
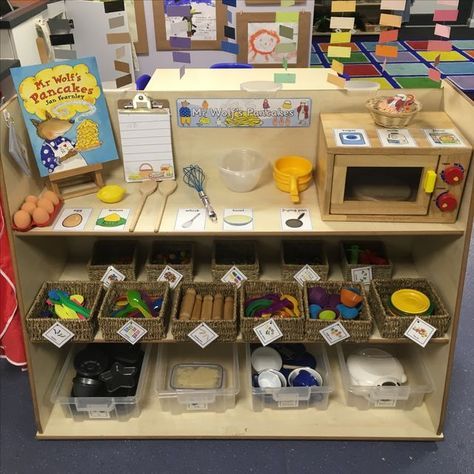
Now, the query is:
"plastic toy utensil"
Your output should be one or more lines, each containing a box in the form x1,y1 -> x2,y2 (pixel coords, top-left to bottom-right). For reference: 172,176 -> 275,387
127,290 -> 153,319
48,290 -> 90,319
54,303 -> 79,320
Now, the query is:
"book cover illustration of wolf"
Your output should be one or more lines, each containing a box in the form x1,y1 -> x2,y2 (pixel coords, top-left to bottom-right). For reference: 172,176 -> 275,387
11,57 -> 118,177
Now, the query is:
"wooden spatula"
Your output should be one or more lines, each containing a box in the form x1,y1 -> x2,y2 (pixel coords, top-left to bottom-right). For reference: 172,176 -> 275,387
154,180 -> 178,232
129,180 -> 158,232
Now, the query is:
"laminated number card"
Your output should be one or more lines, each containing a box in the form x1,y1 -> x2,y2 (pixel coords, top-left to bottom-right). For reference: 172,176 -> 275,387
118,94 -> 175,182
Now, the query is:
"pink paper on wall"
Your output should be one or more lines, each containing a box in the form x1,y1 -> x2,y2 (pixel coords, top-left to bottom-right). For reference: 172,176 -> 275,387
434,23 -> 451,38
428,69 -> 442,82
433,9 -> 458,22
427,40 -> 452,52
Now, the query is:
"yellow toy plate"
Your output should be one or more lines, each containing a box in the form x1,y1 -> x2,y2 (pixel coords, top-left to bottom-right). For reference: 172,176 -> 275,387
390,289 -> 430,315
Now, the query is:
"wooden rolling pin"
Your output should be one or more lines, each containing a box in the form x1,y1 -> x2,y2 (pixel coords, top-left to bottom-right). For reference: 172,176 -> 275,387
223,296 -> 234,320
212,293 -> 223,320
201,295 -> 214,320
179,288 -> 196,320
191,294 -> 202,320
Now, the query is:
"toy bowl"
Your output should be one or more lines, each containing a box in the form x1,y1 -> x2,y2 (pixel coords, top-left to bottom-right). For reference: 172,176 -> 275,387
218,149 -> 267,192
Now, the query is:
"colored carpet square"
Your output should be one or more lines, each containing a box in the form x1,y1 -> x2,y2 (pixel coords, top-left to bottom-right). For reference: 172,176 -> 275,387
370,51 -> 419,63
310,65 -> 325,68
447,75 -> 474,91
361,41 -> 405,52
463,50 -> 474,59
394,77 -> 442,89
318,42 -> 360,52
435,62 -> 474,75
323,52 -> 369,63
405,41 -> 430,50
418,51 -> 467,62
343,64 -> 381,77
385,63 -> 429,76
452,40 -> 474,49
350,77 -> 394,90
310,53 -> 322,65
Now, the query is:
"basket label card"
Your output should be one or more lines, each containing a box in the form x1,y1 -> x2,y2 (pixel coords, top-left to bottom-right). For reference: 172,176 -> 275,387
42,322 -> 74,347
319,321 -> 350,345
188,322 -> 219,348
101,265 -> 126,288
117,320 -> 147,345
404,317 -> 437,347
351,266 -> 373,284
294,265 -> 321,286
157,265 -> 183,290
221,266 -> 247,288
253,318 -> 283,346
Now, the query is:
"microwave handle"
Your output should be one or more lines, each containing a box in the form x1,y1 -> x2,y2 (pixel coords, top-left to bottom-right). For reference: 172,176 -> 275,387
423,170 -> 437,194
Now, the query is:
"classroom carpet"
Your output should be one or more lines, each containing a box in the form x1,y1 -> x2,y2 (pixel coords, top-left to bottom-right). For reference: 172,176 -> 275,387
311,39 -> 474,97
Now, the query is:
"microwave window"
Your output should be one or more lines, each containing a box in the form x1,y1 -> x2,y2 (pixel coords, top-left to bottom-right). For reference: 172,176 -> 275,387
344,167 -> 423,202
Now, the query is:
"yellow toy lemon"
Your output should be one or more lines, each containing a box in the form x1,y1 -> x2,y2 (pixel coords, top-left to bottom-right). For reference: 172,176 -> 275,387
97,185 -> 125,203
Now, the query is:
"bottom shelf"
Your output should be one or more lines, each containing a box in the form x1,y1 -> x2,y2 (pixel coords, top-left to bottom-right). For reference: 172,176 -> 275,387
38,346 -> 442,440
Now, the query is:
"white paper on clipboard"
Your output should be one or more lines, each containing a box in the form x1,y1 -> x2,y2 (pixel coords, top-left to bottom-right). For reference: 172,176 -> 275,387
118,94 -> 176,183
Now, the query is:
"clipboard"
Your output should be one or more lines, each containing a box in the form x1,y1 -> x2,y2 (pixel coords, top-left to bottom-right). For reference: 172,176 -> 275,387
117,93 -> 175,182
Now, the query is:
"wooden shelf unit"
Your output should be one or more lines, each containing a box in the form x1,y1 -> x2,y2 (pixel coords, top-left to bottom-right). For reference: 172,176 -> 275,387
0,72 -> 472,440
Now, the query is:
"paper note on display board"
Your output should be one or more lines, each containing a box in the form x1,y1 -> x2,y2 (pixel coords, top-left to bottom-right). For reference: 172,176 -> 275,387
375,44 -> 398,58
330,32 -> 351,44
429,69 -> 442,82
327,46 -> 352,58
437,0 -> 459,6
379,29 -> 399,43
331,1 -> 356,12
433,9 -> 458,22
379,13 -> 402,28
275,11 -> 299,23
380,0 -> 406,10
434,24 -> 451,39
330,16 -> 355,30
327,73 -> 346,88
279,25 -> 294,40
331,60 -> 344,75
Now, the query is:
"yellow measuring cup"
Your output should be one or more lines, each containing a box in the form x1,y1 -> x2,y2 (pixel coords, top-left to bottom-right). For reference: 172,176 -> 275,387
273,156 -> 313,203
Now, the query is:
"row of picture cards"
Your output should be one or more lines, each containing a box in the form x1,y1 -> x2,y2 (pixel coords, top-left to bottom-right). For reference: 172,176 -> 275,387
52,208 -> 312,232
335,128 -> 467,147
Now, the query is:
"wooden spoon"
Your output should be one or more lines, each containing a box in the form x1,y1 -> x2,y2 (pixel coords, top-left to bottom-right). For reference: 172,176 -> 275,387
154,180 -> 178,232
129,180 -> 158,232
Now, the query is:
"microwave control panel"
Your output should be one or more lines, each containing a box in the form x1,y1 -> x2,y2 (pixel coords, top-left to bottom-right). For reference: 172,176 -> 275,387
430,153 -> 472,219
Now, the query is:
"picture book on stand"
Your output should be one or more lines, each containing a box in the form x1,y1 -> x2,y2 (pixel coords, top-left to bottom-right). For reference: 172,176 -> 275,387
11,57 -> 118,178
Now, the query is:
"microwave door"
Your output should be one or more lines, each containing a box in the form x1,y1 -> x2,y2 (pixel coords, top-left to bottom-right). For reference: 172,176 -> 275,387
330,154 -> 439,216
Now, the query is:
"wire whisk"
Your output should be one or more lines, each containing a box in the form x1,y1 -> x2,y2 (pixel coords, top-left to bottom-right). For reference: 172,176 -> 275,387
182,164 -> 217,222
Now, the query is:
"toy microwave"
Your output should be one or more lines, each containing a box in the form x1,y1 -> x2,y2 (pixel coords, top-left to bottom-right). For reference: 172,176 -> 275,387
316,113 -> 472,223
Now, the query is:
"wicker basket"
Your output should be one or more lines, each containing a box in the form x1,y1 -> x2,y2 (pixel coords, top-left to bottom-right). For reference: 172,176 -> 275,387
170,282 -> 238,341
341,241 -> 393,281
369,278 -> 450,339
98,281 -> 171,342
240,281 -> 304,342
303,281 -> 374,342
25,281 -> 103,342
87,240 -> 138,281
145,241 -> 194,282
281,240 -> 329,281
211,240 -> 259,281
366,97 -> 421,128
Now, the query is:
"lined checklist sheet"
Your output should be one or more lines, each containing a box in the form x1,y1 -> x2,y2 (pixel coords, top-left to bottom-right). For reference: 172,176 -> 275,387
118,95 -> 175,182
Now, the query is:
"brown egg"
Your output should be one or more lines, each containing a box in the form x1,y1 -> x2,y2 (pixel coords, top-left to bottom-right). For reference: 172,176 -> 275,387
21,201 -> 37,215
32,207 -> 50,225
13,210 -> 32,229
37,197 -> 54,214
25,195 -> 38,204
43,190 -> 59,205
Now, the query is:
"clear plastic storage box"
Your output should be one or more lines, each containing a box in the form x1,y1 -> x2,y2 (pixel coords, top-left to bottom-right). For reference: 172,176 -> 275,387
337,344 -> 434,410
50,345 -> 152,421
155,343 -> 239,414
247,344 -> 334,411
